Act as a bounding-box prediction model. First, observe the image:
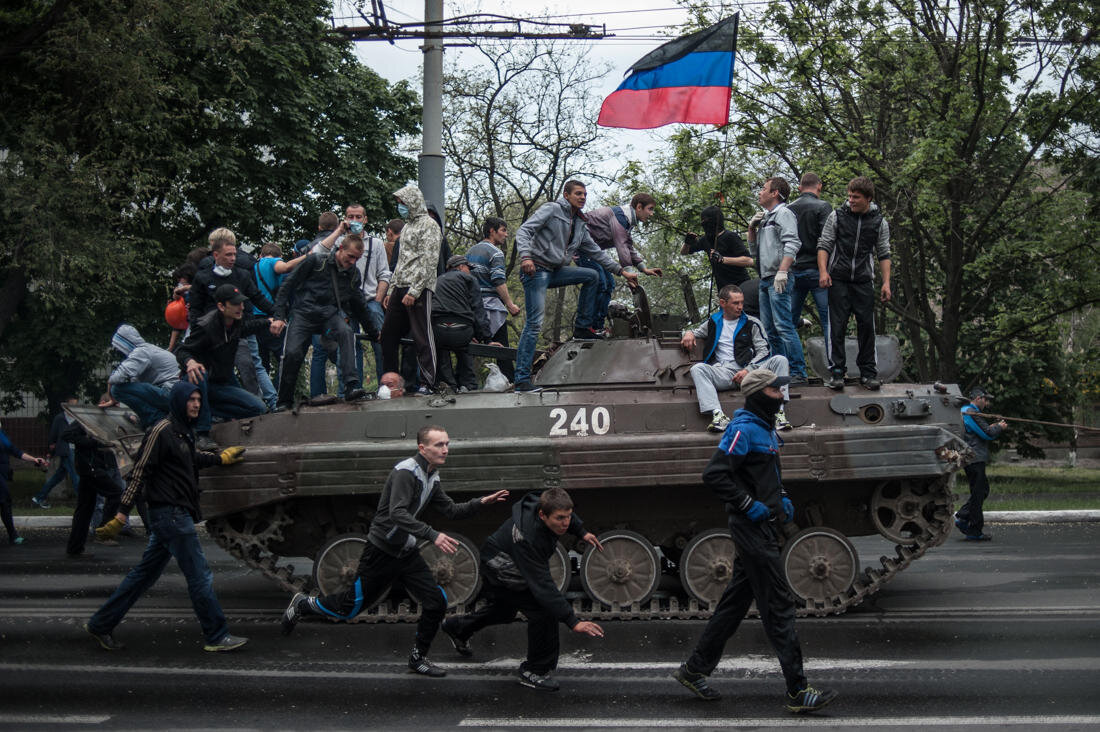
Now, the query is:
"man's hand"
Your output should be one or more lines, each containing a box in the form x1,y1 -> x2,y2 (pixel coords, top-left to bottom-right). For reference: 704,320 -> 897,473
270,319 -> 286,336
680,331 -> 696,353
781,497 -> 795,523
744,500 -> 770,523
401,293 -> 415,307
433,532 -> 459,554
643,267 -> 663,277
581,532 -> 603,552
219,446 -> 246,465
572,620 -> 605,638
733,368 -> 749,385
819,271 -> 832,288
880,282 -> 892,302
774,270 -> 789,294
479,489 -> 509,505
521,258 -> 536,276
185,359 -> 206,384
997,420 -> 1009,429
97,396 -> 119,408
488,341 -> 503,347
96,516 -> 127,541
709,249 -> 723,264
622,271 -> 639,289
748,211 -> 766,231
383,294 -> 391,310
506,302 -> 521,316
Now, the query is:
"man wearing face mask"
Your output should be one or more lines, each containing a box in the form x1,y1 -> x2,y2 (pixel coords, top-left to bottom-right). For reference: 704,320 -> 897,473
673,369 -> 837,714
680,205 -> 753,291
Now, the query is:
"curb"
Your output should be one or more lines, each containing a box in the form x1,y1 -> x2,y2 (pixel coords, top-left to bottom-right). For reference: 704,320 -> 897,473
15,516 -> 146,530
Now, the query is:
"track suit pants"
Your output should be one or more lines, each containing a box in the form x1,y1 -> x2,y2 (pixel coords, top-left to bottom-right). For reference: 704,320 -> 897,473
827,279 -> 877,379
381,288 -> 436,389
685,515 -> 807,695
310,542 -> 447,653
446,581 -> 560,674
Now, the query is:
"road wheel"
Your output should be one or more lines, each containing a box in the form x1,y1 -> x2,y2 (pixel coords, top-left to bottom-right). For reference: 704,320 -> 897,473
580,530 -> 660,607
781,527 -> 859,608
312,533 -> 388,608
679,528 -> 735,606
549,543 -> 571,594
418,532 -> 481,608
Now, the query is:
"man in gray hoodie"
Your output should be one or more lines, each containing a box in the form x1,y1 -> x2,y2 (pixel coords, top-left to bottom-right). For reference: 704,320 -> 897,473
100,324 -> 181,428
512,180 -> 639,392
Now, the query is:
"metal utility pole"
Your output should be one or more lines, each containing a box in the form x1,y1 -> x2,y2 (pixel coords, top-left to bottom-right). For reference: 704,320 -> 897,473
418,0 -> 445,216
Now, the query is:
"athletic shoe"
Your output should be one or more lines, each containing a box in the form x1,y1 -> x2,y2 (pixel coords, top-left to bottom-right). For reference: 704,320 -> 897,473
281,592 -> 308,636
860,376 -> 882,391
707,413 -> 730,433
789,375 -> 808,386
84,622 -> 124,651
775,411 -> 793,432
672,663 -> 721,701
345,387 -> 368,402
31,496 -> 51,509
441,618 -> 472,657
204,633 -> 249,652
572,327 -> 604,341
786,685 -> 837,713
964,533 -> 992,541
408,648 -> 446,677
514,381 -> 542,393
954,516 -> 971,535
518,669 -> 560,692
273,403 -> 292,414
11,536 -> 26,545
826,374 -> 845,391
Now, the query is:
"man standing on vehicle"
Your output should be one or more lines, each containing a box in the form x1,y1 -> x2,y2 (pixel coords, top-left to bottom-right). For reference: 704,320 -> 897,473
956,386 -> 1006,541
786,172 -> 833,345
672,369 -> 837,714
280,425 -> 509,678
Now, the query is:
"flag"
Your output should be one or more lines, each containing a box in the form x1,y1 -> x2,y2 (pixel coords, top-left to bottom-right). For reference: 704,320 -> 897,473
598,15 -> 738,130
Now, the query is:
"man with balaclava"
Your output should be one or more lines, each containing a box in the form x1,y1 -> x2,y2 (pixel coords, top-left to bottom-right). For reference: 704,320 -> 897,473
680,206 -> 753,291
672,369 -> 837,714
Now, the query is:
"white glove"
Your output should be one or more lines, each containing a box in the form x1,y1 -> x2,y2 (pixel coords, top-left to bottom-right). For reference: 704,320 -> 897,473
748,211 -> 766,230
774,270 -> 788,294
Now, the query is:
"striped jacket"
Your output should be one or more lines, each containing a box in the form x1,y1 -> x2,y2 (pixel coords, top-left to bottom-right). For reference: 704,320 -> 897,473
119,413 -> 220,520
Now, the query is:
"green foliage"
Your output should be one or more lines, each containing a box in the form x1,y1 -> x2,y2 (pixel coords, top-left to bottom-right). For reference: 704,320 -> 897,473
0,0 -> 419,413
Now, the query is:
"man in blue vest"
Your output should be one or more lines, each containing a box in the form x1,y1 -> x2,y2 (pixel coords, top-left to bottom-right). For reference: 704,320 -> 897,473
681,284 -> 791,433
956,387 -> 1006,541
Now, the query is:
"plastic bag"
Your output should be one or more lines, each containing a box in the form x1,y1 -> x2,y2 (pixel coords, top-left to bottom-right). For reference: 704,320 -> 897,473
482,363 -> 510,392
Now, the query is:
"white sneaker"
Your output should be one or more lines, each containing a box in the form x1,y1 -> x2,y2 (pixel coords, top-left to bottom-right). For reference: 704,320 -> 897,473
776,411 -> 792,431
707,413 -> 730,432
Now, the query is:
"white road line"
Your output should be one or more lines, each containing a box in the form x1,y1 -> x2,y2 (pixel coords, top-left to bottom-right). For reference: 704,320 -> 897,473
1,715 -> 110,725
458,716 -> 1100,728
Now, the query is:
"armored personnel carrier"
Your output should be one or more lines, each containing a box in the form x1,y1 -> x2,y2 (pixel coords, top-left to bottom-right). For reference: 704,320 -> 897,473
68,292 -> 968,620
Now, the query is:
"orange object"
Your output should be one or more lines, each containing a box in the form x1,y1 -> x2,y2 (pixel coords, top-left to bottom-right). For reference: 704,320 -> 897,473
165,297 -> 189,330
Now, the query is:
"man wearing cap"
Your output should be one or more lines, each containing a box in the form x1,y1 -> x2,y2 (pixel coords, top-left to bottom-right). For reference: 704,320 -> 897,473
431,255 -> 495,392
681,284 -> 792,432
956,387 -> 1007,541
176,283 -> 271,451
673,368 -> 836,714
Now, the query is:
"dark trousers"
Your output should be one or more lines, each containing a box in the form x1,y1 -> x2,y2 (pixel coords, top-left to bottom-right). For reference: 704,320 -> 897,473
310,542 -> 446,653
278,311 -> 360,405
67,470 -> 123,555
447,581 -> 560,674
490,320 -> 514,382
0,474 -> 15,542
381,288 -> 436,389
432,321 -> 476,390
958,462 -> 991,535
685,516 -> 807,695
827,279 -> 876,379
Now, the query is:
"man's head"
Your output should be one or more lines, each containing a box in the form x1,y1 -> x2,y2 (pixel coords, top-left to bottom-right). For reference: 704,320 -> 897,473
482,216 -> 508,245
345,204 -> 366,234
847,176 -> 875,214
380,371 -> 405,396
169,381 -> 202,425
446,255 -> 469,273
209,228 -> 237,269
214,283 -> 248,320
260,242 -> 282,259
173,261 -> 197,284
758,177 -> 790,210
336,234 -> 364,269
741,368 -> 791,400
318,211 -> 340,232
969,386 -> 993,410
416,425 -> 449,468
385,219 -> 404,244
717,284 -> 744,320
563,179 -> 587,210
630,193 -> 657,223
538,487 -> 575,536
798,172 -> 822,195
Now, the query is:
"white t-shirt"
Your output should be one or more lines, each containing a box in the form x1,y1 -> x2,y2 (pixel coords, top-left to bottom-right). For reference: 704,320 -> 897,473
713,318 -> 739,364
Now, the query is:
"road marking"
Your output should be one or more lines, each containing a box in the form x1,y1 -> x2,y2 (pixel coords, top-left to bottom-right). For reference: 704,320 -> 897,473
2,715 -> 110,725
458,716 -> 1100,728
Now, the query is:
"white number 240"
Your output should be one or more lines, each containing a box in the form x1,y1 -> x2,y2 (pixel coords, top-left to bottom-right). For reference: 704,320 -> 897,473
549,407 -> 611,437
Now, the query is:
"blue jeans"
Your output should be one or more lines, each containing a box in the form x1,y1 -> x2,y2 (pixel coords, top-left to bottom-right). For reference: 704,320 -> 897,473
194,374 -> 266,434
111,381 -> 172,429
515,265 -> 599,383
790,269 -> 830,345
310,334 -> 344,397
246,334 -> 278,409
759,276 -> 807,378
87,504 -> 229,643
36,453 -> 79,501
576,255 -> 616,331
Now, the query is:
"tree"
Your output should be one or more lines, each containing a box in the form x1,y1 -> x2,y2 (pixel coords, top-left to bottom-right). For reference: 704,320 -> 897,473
0,0 -> 419,414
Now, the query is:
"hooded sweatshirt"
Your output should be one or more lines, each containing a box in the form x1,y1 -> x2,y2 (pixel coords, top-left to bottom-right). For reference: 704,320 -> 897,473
119,381 -> 220,520
389,185 -> 442,298
108,324 -> 180,388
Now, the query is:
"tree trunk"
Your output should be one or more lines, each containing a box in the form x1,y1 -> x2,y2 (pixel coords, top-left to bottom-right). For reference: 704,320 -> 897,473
551,288 -> 565,343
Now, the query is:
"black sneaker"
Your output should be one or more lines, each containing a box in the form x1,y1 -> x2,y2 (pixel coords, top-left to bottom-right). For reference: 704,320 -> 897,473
441,618 -> 472,657
572,327 -> 604,341
281,592 -> 308,636
518,668 -> 560,691
825,374 -> 845,390
514,380 -> 542,393
31,496 -> 51,509
195,434 -> 221,453
345,387 -> 368,402
84,622 -> 124,651
273,403 -> 292,414
860,376 -> 882,391
408,648 -> 447,677
204,633 -> 249,652
786,685 -> 837,713
954,516 -> 971,535
672,663 -> 721,701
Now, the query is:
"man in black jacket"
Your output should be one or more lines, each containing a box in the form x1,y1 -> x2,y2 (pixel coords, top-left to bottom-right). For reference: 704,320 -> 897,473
672,369 -> 836,714
680,206 -> 753,291
176,283 -> 270,451
270,235 -> 377,411
32,397 -> 79,509
431,256 -> 495,392
279,425 -> 508,678
84,381 -> 249,653
786,173 -> 833,349
59,421 -> 124,558
441,488 -> 605,692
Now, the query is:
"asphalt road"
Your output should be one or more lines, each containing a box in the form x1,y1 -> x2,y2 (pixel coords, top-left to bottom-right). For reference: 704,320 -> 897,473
1,523 -> 1098,730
